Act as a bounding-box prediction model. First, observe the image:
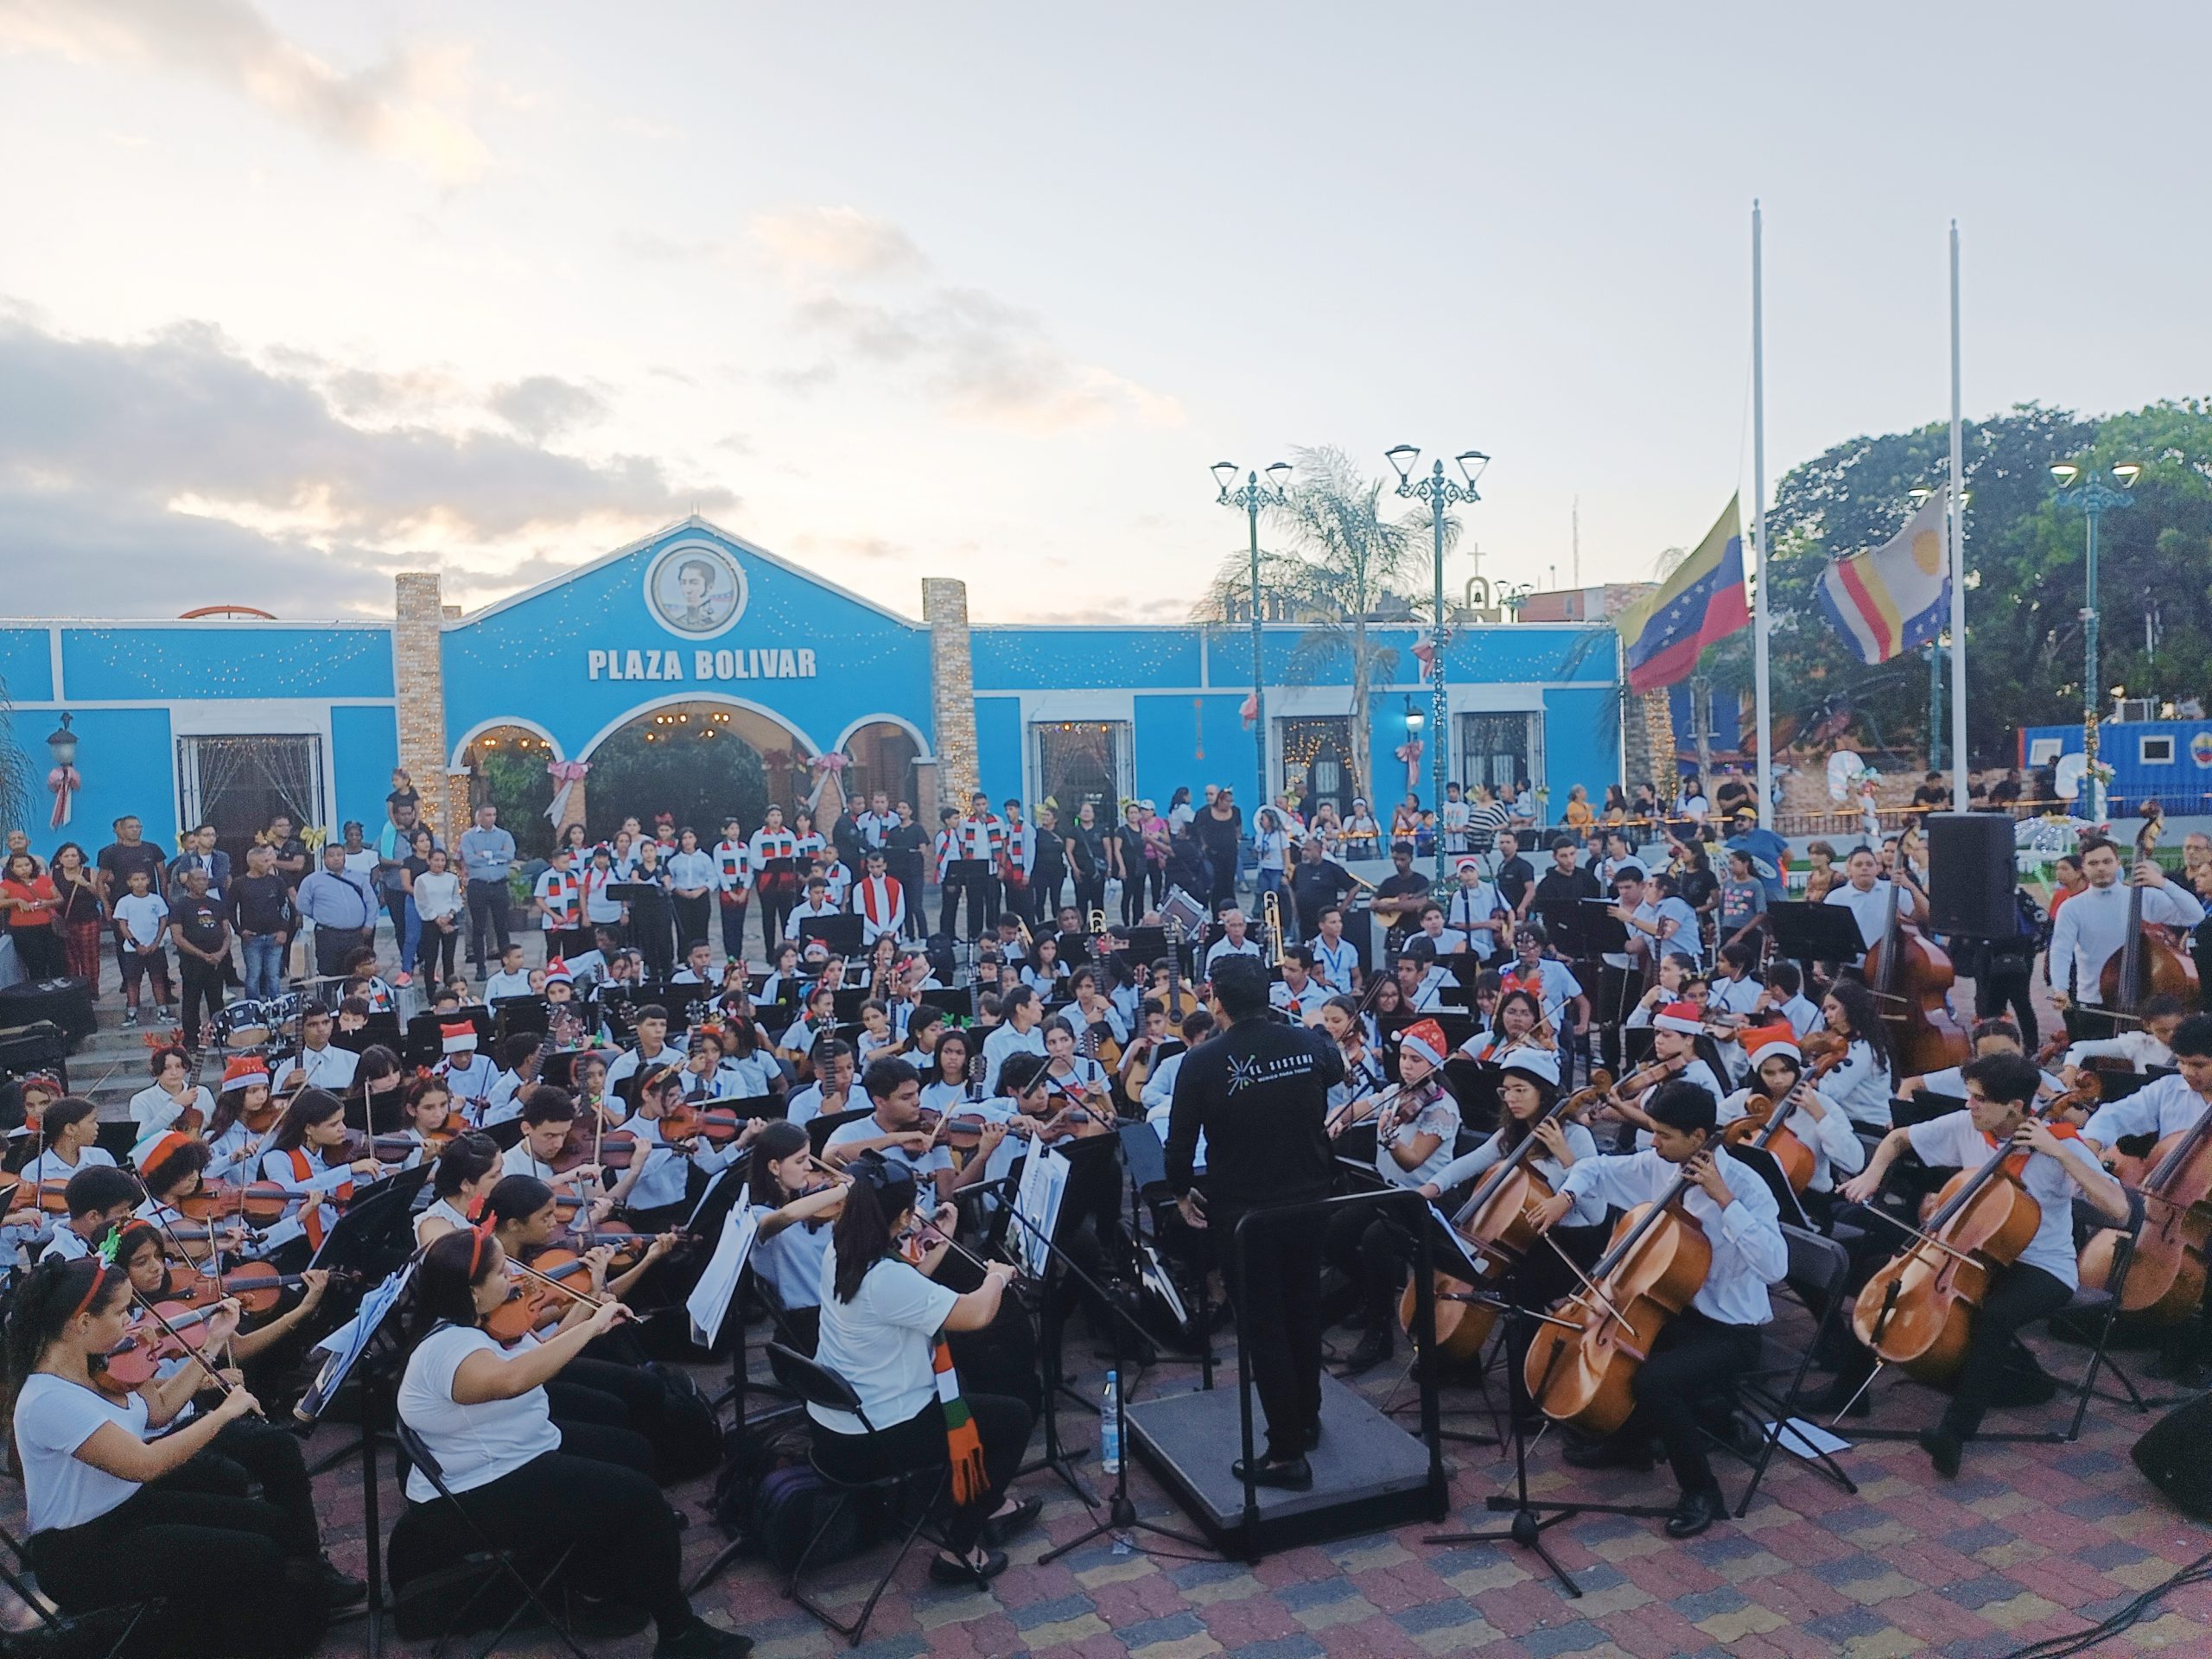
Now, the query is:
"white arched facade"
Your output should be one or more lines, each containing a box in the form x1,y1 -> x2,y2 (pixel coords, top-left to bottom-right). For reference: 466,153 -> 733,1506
447,715 -> 565,772
831,710 -> 936,760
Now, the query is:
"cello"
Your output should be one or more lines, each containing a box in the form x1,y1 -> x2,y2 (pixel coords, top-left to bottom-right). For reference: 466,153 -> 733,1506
1851,1130 -> 2041,1383
2099,820 -> 2199,1013
1523,1159 -> 1713,1437
2079,1093 -> 2212,1323
1863,869 -> 1969,1077
1401,1069 -> 1611,1362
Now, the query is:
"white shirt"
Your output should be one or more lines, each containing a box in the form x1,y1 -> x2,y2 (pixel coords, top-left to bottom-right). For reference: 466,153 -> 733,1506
437,1052 -> 499,1113
981,1021 -> 1047,1094
1558,1146 -> 1788,1324
2063,1030 -> 2174,1074
1629,1058 -> 1728,1149
1311,936 -> 1359,992
1203,936 -> 1262,973
129,1084 -> 213,1140
397,1324 -> 562,1502
623,1113 -> 734,1211
413,1196 -> 474,1249
2084,1071 -> 2211,1149
2047,880 -> 2207,1004
784,899 -> 843,939
15,1374 -> 147,1535
485,969 -> 534,1000
751,1200 -> 834,1312
411,870 -> 462,922
603,1043 -> 675,1092
786,1083 -> 852,1129
1503,957 -> 1583,1023
824,1114 -> 955,1185
1270,978 -> 1328,1017
1717,1084 -> 1866,1194
1637,897 -> 1701,964
1443,884 -> 1503,960
1822,1038 -> 1894,1129
1906,1111 -> 2084,1287
1779,994 -> 1823,1039
1375,1084 -> 1463,1189
1824,880 -> 1919,954
281,1042 -> 358,1093
809,1253 -> 960,1436
1140,1051 -> 1185,1116
113,892 -> 168,949
1432,1122 -> 1605,1227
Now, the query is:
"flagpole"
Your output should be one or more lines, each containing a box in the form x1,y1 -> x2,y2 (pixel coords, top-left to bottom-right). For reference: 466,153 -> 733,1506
1948,220 -> 1968,811
1752,200 -> 1773,829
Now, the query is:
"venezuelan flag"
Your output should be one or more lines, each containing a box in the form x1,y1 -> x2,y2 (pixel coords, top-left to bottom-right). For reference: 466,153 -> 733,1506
1618,496 -> 1750,694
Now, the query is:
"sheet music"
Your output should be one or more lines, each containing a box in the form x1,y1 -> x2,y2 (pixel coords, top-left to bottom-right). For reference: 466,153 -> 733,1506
1008,1146 -> 1070,1278
685,1205 -> 760,1349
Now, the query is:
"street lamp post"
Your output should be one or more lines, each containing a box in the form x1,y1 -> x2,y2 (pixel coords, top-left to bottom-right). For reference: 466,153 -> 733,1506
1387,445 -> 1489,892
2050,461 -> 2140,820
1214,461 -> 1293,831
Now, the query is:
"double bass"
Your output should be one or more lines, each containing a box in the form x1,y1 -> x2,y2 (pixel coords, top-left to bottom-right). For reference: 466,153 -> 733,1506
1863,871 -> 1969,1077
1401,1069 -> 1611,1362
2098,820 -> 2199,1013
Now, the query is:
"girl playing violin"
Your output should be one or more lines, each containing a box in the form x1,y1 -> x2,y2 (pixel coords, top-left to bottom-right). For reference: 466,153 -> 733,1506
258,1089 -> 382,1262
8,1096 -> 114,1231
601,1070 -> 752,1235
386,1074 -> 459,1170
415,1131 -> 501,1249
133,1136 -> 257,1262
205,1058 -> 278,1180
1459,987 -> 1551,1065
395,1230 -> 753,1657
484,1174 -> 681,1363
344,1044 -> 408,1137
1038,1016 -> 1113,1130
747,1120 -> 846,1351
1320,995 -> 1387,1118
1817,978 -> 1897,1130
1821,1052 -> 2126,1471
810,1154 -> 1038,1587
7,1254 -> 339,1658
1328,1017 -> 1465,1375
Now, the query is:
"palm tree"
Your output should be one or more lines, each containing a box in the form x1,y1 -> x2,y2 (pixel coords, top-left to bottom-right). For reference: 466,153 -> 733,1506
1195,447 -> 1429,803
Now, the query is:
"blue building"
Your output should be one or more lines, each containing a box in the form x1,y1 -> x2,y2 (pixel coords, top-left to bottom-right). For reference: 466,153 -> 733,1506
2,518 -> 1624,858
2018,716 -> 2212,817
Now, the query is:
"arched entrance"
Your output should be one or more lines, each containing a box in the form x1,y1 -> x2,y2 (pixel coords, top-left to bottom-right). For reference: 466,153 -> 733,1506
581,698 -> 817,839
457,724 -> 558,859
842,719 -> 924,811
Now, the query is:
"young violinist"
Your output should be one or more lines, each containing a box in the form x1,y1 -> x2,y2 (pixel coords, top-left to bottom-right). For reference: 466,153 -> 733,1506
395,1230 -> 755,1656
602,1069 -> 751,1235
1831,1052 -> 2128,1473
502,1089 -> 613,1219
1719,1029 -> 1865,1211
383,1073 -> 459,1171
824,1057 -> 1007,1205
416,1132 -> 502,1249
201,1058 -> 275,1181
8,1255 -> 335,1659
1459,988 -> 1552,1065
32,1165 -> 140,1262
747,1120 -> 845,1350
1600,1003 -> 1729,1150
483,1031 -> 543,1125
15,1095 -> 115,1190
132,1135 -> 258,1262
1418,1046 -> 1605,1381
258,1088 -> 381,1260
1038,1016 -> 1113,1126
1525,1079 -> 1788,1538
128,1044 -> 213,1142
1325,1017 -> 1465,1374
1815,978 -> 1897,1128
809,1154 -> 1038,1586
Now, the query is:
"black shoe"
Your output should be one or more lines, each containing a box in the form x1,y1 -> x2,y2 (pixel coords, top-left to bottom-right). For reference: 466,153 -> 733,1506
1560,1433 -> 1654,1473
1664,1485 -> 1725,1539
982,1494 -> 1042,1547
1230,1454 -> 1313,1491
2145,1351 -> 2211,1387
1340,1326 -> 1394,1376
1918,1426 -> 1963,1479
928,1548 -> 1010,1586
314,1557 -> 368,1608
653,1617 -> 754,1658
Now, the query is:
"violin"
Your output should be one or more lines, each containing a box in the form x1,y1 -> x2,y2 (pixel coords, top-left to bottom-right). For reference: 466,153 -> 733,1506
1852,1128 -> 2043,1382
2100,821 -> 2199,1013
1403,1070 -> 1611,1361
483,1248 -> 627,1344
164,1264 -> 346,1319
101,1299 -> 241,1389
658,1098 -> 744,1147
177,1180 -> 296,1226
2081,1087 -> 2212,1324
0,1174 -> 75,1216
1524,1155 -> 1714,1437
917,1104 -> 991,1153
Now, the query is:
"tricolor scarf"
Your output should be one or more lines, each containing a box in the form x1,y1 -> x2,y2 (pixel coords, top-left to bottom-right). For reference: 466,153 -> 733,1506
538,868 -> 579,925
931,1329 -> 988,1504
714,840 -> 750,895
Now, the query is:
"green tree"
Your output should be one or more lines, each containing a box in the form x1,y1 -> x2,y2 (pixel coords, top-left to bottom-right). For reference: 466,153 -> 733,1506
475,750 -> 555,860
583,728 -> 767,841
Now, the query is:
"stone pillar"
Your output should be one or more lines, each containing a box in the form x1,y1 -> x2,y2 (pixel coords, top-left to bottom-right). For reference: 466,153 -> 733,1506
923,578 -> 978,804
394,574 -> 459,842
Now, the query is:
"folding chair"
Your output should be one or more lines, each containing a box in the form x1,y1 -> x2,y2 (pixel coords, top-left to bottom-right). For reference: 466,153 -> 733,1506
1725,1224 -> 1859,1513
392,1423 -> 588,1659
766,1342 -> 953,1649
0,1519 -> 160,1659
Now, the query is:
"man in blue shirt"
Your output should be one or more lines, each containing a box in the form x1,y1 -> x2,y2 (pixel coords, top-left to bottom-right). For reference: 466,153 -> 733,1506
296,842 -> 378,981
1723,805 -> 1789,901
457,803 -> 517,973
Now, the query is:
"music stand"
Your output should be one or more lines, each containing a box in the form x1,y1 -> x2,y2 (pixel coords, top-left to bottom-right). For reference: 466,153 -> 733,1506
311,1165 -> 431,1282
404,1007 -> 493,1067
607,881 -> 662,906
335,1011 -> 404,1057
917,987 -> 973,1019
492,995 -> 550,1045
1768,901 -> 1866,968
1726,1142 -> 1815,1231
797,914 -> 863,958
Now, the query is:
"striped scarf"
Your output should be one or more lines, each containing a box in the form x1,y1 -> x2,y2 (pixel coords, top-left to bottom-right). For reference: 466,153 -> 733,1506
931,1332 -> 988,1504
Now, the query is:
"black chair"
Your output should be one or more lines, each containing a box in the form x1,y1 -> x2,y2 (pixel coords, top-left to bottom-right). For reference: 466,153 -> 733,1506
0,1518 -> 160,1659
1725,1224 -> 1859,1513
763,1342 -> 951,1649
392,1423 -> 587,1659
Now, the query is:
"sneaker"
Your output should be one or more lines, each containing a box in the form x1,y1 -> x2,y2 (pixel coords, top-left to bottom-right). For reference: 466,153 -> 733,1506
394,971 -> 413,988
652,1615 -> 753,1657
1917,1426 -> 1964,1479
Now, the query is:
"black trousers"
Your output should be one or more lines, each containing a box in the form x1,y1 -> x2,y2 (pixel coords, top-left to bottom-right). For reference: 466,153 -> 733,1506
671,893 -> 711,955
894,859 -> 929,937
1071,874 -> 1105,922
940,869 -> 997,941
1611,1308 -> 1762,1497
812,1394 -> 1032,1555
1215,1198 -> 1325,1460
180,955 -> 226,1047
759,887 -> 794,958
405,1427 -> 689,1639
1942,1262 -> 2071,1439
718,898 -> 749,961
1974,957 -> 2039,1048
1324,1203 -> 1416,1325
7,923 -> 64,979
28,1478 -> 327,1658
417,918 -> 458,982
465,879 -> 510,966
312,925 -> 367,979
161,1414 -> 321,1559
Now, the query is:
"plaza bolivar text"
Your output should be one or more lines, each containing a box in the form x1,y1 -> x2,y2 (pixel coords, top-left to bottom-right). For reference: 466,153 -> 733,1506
586,646 -> 820,681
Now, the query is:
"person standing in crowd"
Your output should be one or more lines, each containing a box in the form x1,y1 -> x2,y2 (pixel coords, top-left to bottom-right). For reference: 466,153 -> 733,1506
0,850 -> 65,980
410,842 -> 464,988
665,827 -> 716,957
96,815 -> 171,1000
1288,833 -> 1356,944
1166,956 -> 1343,1489
997,798 -> 1037,930
457,802 -> 518,973
296,842 -> 377,982
2048,834 -> 2206,1042
373,794 -> 425,983
889,800 -> 931,938
629,837 -> 677,979
169,866 -> 231,1053
711,817 -> 753,966
946,793 -> 1004,942
1198,785 -> 1243,912
531,844 -> 588,964
166,823 -> 231,907
48,841 -> 105,991
748,805 -> 799,957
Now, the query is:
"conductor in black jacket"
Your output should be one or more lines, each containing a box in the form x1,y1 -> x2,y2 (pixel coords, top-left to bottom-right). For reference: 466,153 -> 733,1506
1165,956 -> 1344,1489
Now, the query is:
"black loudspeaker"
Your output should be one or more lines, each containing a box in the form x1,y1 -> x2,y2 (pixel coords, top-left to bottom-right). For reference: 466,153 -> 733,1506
2132,1391 -> 2212,1518
1926,812 -> 2017,938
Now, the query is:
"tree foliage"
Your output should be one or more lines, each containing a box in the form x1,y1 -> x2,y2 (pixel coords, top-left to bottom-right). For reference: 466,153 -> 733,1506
583,728 -> 766,841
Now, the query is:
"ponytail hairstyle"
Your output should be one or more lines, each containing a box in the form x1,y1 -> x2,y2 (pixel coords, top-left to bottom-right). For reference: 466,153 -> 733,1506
38,1095 -> 99,1144
830,1154 -> 916,1304
431,1131 -> 500,1200
746,1120 -> 811,1207
413,1227 -> 502,1340
267,1086 -> 346,1154
7,1255 -> 127,1391
486,1174 -> 554,1232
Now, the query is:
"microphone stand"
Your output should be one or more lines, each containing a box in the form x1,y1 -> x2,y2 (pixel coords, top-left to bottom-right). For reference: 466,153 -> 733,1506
995,1201 -> 1213,1565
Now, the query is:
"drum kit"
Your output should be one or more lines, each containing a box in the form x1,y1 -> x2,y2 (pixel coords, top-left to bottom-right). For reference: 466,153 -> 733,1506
210,994 -> 303,1056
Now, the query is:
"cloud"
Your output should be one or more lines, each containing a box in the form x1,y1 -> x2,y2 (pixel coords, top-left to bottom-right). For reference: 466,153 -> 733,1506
748,206 -> 926,281
0,315 -> 737,615
490,375 -> 607,441
0,0 -> 491,182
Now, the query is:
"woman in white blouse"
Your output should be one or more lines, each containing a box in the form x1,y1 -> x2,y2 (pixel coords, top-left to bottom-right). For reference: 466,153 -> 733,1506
665,827 -> 718,960
409,842 -> 464,986
395,1230 -> 753,1658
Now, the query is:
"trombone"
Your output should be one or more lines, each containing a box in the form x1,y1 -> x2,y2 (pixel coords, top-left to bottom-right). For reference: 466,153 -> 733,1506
1262,890 -> 1286,968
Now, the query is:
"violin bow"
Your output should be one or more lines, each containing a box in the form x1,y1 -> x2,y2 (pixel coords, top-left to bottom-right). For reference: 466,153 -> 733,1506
126,1284 -> 245,1401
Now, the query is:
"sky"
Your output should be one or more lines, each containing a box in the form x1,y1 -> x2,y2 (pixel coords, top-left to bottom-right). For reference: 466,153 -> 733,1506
2,1 -> 2208,626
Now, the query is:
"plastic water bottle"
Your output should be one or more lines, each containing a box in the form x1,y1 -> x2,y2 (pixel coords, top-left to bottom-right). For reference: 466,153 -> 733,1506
1099,1370 -> 1122,1475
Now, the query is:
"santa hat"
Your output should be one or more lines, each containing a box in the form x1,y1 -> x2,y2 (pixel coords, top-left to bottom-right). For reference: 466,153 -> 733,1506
1744,1027 -> 1802,1071
1456,855 -> 1480,874
1498,1046 -> 1560,1087
133,1129 -> 194,1179
220,1056 -> 270,1095
440,1020 -> 478,1055
1653,1001 -> 1707,1036
1400,1018 -> 1448,1070
544,958 -> 575,988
